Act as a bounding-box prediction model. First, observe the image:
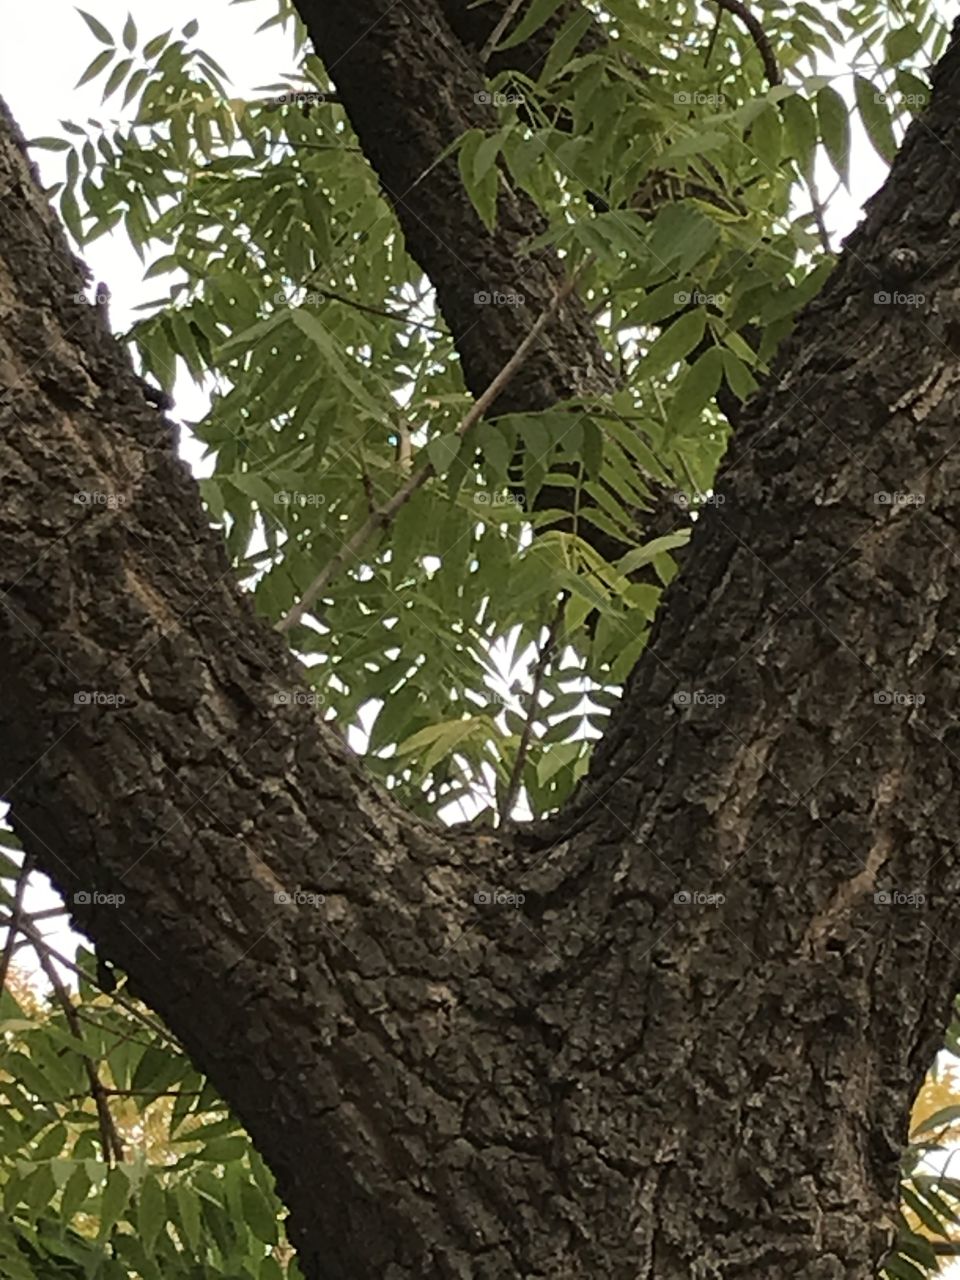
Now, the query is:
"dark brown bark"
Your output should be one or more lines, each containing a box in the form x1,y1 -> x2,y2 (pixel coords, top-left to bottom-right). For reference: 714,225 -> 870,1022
301,0 -> 613,415
3,17 -> 960,1280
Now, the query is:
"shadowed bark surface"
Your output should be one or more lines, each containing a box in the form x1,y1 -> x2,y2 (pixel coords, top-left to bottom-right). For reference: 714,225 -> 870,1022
2,15 -> 960,1280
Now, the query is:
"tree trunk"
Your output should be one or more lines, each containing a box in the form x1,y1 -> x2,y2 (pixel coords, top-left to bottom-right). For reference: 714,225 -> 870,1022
3,15 -> 960,1280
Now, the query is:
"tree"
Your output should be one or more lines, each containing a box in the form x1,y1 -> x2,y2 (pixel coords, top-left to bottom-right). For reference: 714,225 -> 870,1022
3,0 -> 960,1276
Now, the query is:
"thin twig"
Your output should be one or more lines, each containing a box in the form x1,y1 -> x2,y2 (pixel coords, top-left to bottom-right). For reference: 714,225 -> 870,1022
499,598 -> 566,825
30,940 -> 125,1165
480,0 -> 526,64
12,915 -> 181,1049
806,170 -> 832,254
285,284 -> 444,334
709,0 -> 781,86
276,268 -> 583,634
0,852 -> 35,994
703,7 -> 723,69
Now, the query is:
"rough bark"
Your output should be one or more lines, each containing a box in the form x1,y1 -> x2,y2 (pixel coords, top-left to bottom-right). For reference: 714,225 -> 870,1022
2,17 -> 960,1280
300,0 -> 613,414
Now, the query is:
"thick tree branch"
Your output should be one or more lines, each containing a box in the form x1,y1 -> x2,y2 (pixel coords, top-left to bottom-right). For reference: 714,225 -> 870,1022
2,14 -> 960,1280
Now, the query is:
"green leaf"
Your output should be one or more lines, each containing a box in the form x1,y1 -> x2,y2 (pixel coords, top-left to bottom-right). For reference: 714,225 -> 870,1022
75,47 -> 114,89
174,1181 -> 202,1250
76,8 -> 113,45
137,1175 -> 166,1254
426,433 -> 460,477
122,13 -> 137,50
911,1103 -> 960,1137
496,0 -> 565,50
854,76 -> 897,164
458,129 -> 499,231
816,84 -> 850,188
61,1164 -> 92,1220
142,30 -> 171,59
241,1180 -> 279,1245
102,58 -> 134,102
28,136 -> 72,153
640,309 -> 707,382
97,1167 -> 131,1240
748,103 -> 781,170
667,347 -> 724,433
885,25 -> 925,63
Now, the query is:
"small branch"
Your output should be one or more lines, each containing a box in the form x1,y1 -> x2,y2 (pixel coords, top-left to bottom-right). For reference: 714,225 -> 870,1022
703,8 -> 723,69
709,0 -> 781,87
30,939 -> 125,1165
282,284 -> 444,334
0,851 -> 35,994
499,598 -> 566,825
276,268 -> 583,634
395,418 -> 413,473
359,456 -> 376,516
806,170 -> 832,254
480,0 -> 526,64
12,914 -> 181,1048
